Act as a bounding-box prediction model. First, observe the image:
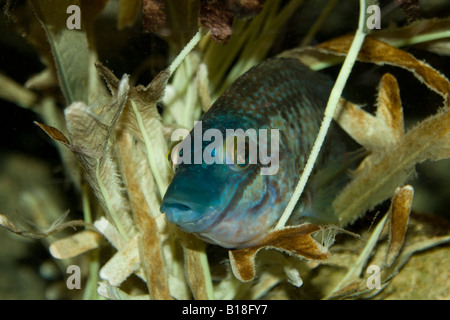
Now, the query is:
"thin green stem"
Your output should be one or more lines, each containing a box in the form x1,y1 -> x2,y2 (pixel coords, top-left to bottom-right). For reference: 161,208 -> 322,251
83,250 -> 101,300
168,29 -> 204,77
81,181 -> 92,225
379,29 -> 450,48
275,0 -> 369,229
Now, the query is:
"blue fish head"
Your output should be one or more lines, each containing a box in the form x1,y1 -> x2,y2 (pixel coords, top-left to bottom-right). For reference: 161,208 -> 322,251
161,162 -> 243,233
161,162 -> 284,248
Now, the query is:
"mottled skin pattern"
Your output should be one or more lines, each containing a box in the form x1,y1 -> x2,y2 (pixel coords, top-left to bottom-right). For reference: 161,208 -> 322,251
161,58 -> 335,248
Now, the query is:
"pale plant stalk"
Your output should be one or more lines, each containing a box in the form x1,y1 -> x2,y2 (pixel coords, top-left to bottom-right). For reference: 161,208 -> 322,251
275,0 -> 370,229
168,29 -> 204,77
381,29 -> 450,47
166,29 -> 206,128
182,55 -> 200,128
130,100 -> 168,196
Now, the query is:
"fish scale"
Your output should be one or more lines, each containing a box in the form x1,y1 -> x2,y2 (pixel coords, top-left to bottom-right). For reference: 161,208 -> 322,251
161,57 -> 342,248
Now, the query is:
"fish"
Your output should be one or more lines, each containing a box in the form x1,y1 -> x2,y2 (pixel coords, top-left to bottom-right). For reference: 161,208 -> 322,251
160,57 -> 346,249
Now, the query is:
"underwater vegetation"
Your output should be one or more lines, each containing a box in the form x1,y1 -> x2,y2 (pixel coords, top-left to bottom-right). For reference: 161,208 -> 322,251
0,0 -> 449,299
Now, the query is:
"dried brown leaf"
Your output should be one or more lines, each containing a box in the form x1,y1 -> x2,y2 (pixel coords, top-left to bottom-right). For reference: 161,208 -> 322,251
34,121 -> 71,146
94,62 -> 122,94
36,75 -> 135,240
96,63 -> 171,196
182,234 -> 211,300
401,104 -> 450,165
99,235 -> 141,286
334,108 -> 450,225
376,74 -> 405,144
94,217 -> 126,250
229,224 -> 330,282
49,230 -> 103,259
132,69 -> 170,108
64,78 -> 135,239
334,73 -> 405,171
64,81 -> 127,159
313,35 -> 450,225
317,35 -> 450,104
137,212 -> 171,299
95,62 -> 169,118
119,132 -> 171,300
386,185 -> 413,266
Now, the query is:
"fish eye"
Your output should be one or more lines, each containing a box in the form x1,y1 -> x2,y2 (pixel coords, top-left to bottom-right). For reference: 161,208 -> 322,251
223,136 -> 251,171
167,142 -> 182,173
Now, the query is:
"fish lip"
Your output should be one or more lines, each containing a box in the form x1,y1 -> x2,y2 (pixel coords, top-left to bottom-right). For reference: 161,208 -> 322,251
160,200 -> 218,233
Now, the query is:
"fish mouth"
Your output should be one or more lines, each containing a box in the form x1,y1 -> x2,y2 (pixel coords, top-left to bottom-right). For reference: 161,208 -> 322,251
160,200 -> 217,233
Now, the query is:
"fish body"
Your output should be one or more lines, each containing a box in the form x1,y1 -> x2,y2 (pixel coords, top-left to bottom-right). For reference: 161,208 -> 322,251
161,58 -> 341,248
